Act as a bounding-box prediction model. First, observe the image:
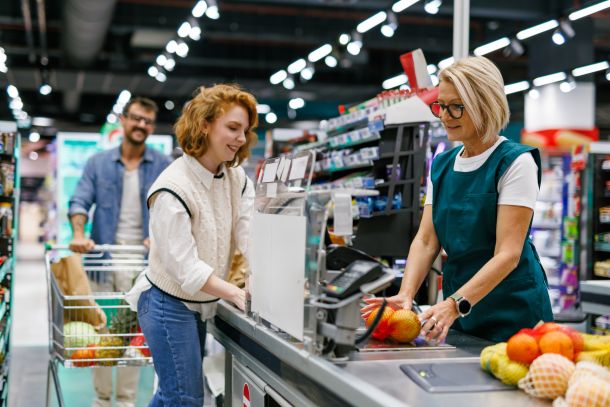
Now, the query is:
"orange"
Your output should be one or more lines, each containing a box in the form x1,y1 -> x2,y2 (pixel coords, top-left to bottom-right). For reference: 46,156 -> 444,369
507,332 -> 540,364
364,306 -> 394,341
539,331 -> 575,361
534,322 -> 564,336
566,330 -> 584,355
388,309 -> 421,343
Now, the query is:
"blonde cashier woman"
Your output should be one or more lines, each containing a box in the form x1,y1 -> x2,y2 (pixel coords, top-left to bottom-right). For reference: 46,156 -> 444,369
126,84 -> 257,406
361,56 -> 553,343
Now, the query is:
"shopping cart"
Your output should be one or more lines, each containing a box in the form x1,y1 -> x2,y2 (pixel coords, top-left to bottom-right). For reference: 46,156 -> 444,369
45,244 -> 151,407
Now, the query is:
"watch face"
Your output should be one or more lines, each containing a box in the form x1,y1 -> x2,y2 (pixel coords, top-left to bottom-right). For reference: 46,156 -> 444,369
458,299 -> 471,314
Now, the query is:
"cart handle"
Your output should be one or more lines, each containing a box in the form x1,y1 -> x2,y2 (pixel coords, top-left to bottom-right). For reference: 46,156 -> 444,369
45,243 -> 148,253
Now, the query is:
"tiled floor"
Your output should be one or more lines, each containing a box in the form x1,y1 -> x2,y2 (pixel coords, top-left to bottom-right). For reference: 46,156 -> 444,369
7,242 -> 215,406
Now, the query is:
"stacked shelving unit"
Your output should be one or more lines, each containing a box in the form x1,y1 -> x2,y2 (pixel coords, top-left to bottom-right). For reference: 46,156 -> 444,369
0,121 -> 18,405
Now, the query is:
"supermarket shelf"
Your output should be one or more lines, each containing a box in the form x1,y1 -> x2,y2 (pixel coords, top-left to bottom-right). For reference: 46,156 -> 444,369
531,222 -> 561,230
595,242 -> 610,252
0,259 -> 10,282
328,135 -> 380,151
380,151 -> 416,159
328,162 -> 373,174
581,280 -> 610,316
375,180 -> 416,188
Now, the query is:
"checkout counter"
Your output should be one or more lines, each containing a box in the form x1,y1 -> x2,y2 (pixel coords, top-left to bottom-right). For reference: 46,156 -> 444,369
210,152 -> 550,407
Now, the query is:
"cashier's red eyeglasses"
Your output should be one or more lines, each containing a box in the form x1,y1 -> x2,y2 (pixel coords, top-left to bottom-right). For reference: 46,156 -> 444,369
429,102 -> 465,120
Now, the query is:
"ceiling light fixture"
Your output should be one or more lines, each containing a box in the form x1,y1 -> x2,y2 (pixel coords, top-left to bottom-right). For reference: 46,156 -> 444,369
189,25 -> 202,41
6,85 -> 18,98
288,98 -> 305,110
382,73 -> 408,90
528,89 -> 540,99
175,41 -> 189,58
29,131 -> 41,142
380,11 -> 398,38
392,0 -> 421,13
178,21 -> 192,38
283,77 -> 295,90
287,58 -> 307,74
606,69 -> 610,81
559,75 -> 576,93
155,72 -> 167,82
270,70 -> 288,85
569,0 -> 610,21
552,20 -> 575,46
166,40 -> 178,54
192,0 -> 208,18
532,71 -> 567,87
205,0 -> 220,19
502,38 -> 524,58
516,20 -> 558,40
438,56 -> 454,70
308,44 -> 333,63
148,66 -> 159,77
504,81 -> 530,95
424,0 -> 442,15
39,83 -> 52,96
474,37 -> 510,56
325,55 -> 338,68
300,65 -> 315,81
165,100 -> 175,110
118,90 -> 131,104
571,61 -> 610,77
164,57 -> 176,72
265,112 -> 278,124
339,33 -> 351,45
256,104 -> 271,114
356,11 -> 387,34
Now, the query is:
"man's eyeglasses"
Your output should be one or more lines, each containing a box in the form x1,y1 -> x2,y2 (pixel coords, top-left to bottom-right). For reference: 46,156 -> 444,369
125,113 -> 155,126
429,102 -> 465,120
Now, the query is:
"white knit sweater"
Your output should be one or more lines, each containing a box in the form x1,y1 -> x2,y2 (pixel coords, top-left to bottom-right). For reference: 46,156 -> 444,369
146,155 -> 246,302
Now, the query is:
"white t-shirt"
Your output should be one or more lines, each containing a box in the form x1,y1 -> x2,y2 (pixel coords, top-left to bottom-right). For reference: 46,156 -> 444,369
424,137 -> 539,209
115,169 -> 143,244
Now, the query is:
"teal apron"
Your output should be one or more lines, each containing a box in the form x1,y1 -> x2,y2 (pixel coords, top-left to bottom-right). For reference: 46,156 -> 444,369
431,140 -> 553,342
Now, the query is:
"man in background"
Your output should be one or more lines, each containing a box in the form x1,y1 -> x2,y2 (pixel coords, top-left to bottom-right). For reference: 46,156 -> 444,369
68,97 -> 171,407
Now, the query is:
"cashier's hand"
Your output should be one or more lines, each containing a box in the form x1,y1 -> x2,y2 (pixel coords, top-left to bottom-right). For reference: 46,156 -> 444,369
69,237 -> 95,253
360,294 -> 412,320
418,299 -> 459,343
230,286 -> 247,312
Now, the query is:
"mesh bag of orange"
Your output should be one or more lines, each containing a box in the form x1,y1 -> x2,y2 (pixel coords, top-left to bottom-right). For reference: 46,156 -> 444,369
552,362 -> 610,407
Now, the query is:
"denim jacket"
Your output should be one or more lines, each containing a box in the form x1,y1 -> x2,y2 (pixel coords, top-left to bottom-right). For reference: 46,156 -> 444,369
68,146 -> 172,245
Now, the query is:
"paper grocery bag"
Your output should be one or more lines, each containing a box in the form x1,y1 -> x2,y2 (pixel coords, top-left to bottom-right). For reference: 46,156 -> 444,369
227,250 -> 247,288
51,254 -> 107,330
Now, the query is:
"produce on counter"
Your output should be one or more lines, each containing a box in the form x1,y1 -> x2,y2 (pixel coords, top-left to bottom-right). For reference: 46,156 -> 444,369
518,353 -> 575,399
480,342 -> 528,385
95,335 -> 125,366
363,306 -> 421,343
553,362 -> 610,407
70,344 -> 96,367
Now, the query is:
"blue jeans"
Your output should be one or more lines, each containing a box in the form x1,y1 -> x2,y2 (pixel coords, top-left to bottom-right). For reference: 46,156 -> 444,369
138,286 -> 207,406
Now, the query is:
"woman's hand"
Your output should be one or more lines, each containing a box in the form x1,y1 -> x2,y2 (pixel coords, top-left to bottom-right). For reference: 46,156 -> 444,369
360,293 -> 412,319
418,299 -> 459,343
230,286 -> 246,311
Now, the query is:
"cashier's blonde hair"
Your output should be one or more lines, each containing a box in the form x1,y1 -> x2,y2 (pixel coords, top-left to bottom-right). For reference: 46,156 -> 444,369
175,84 -> 258,167
439,56 -> 509,144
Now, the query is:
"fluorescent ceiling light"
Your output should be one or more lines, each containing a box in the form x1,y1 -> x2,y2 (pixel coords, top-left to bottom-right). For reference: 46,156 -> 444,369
6,85 -> 18,98
474,37 -> 510,56
438,57 -> 454,70
569,0 -> 610,20
572,61 -> 610,77
516,20 -> 558,40
118,90 -> 131,104
265,112 -> 278,124
504,81 -> 530,95
288,98 -> 305,110
270,70 -> 287,85
192,1 -> 208,18
339,33 -> 350,45
206,5 -> 219,19
533,72 -> 566,87
148,66 -> 159,77
156,54 -> 168,66
283,77 -> 295,90
356,11 -> 387,34
256,104 -> 271,114
427,64 -> 437,74
287,59 -> 307,74
392,0 -> 420,13
325,55 -> 338,68
308,44 -> 332,63
178,22 -> 192,38
382,74 -> 407,90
